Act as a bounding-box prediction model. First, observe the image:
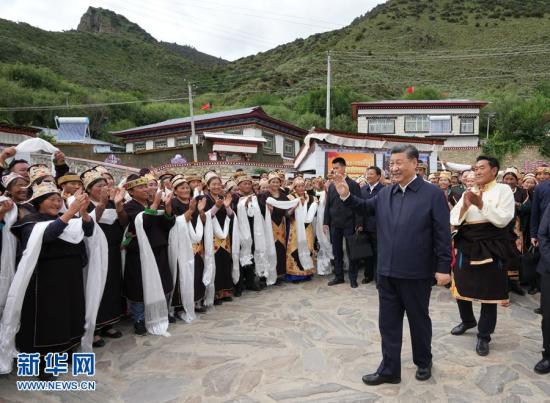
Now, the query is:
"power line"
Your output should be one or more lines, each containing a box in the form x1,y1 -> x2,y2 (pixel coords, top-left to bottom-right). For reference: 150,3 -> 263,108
0,96 -> 189,112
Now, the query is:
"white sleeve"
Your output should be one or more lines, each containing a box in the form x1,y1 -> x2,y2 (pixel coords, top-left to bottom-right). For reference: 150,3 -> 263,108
445,162 -> 472,172
450,193 -> 466,226
480,186 -> 515,228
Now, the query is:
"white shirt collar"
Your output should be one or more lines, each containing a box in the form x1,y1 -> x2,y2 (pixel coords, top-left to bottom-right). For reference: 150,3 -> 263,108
399,175 -> 417,193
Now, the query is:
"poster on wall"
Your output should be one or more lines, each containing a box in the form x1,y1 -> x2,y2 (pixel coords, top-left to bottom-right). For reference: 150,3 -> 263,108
382,151 -> 430,175
326,151 -> 375,179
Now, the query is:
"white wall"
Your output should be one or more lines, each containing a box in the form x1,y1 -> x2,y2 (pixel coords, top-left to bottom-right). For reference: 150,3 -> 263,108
145,140 -> 154,150
358,107 -> 481,137
167,137 -> 175,148
126,142 -> 134,153
243,127 -> 262,137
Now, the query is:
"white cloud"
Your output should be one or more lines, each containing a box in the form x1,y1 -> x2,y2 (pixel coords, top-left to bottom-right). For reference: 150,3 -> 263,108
2,0 -> 384,60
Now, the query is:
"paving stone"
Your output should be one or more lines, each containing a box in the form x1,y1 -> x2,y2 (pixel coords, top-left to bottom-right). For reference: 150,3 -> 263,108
0,277 -> 545,402
475,365 -> 519,396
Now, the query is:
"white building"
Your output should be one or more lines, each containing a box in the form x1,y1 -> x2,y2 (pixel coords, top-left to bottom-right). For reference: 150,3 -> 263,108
294,128 -> 445,178
352,100 -> 488,148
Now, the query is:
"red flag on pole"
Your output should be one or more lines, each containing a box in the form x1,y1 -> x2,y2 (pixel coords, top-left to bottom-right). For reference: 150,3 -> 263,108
200,103 -> 210,110
406,86 -> 415,94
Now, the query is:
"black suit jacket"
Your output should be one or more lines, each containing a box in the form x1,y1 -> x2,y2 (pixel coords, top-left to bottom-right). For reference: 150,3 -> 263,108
344,176 -> 451,279
360,182 -> 384,233
324,176 -> 361,229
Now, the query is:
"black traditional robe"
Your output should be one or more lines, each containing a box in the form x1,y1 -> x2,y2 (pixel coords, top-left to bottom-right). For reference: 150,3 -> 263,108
258,191 -> 289,278
198,193 -> 234,299
11,213 -> 94,354
123,199 -> 175,302
87,201 -> 124,328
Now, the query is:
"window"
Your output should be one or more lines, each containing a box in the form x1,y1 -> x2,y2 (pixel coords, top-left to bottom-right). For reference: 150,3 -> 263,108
134,142 -> 145,152
225,128 -> 243,135
263,133 -> 274,151
176,136 -> 190,146
283,139 -> 295,158
367,118 -> 395,134
154,139 -> 168,149
404,115 -> 430,133
460,118 -> 475,134
430,117 -> 452,133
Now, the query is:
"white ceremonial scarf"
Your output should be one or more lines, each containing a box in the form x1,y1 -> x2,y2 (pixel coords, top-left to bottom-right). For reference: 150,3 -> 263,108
193,188 -> 204,198
249,196 -> 270,278
168,214 -> 203,323
0,198 -> 18,318
0,217 -> 107,374
263,197 -> 300,285
314,191 -> 333,276
134,212 -> 170,337
14,138 -> 60,174
202,209 -> 230,306
89,206 -> 118,225
289,196 -> 317,270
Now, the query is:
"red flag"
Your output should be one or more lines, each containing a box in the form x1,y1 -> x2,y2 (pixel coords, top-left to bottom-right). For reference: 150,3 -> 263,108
200,103 -> 210,110
406,86 -> 415,94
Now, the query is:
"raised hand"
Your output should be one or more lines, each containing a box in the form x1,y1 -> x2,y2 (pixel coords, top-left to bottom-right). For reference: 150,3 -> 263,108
197,198 -> 207,212
79,193 -> 91,215
0,146 -> 16,162
0,199 -> 14,220
333,173 -> 350,198
53,151 -> 66,164
114,188 -> 127,208
189,198 -> 198,213
151,189 -> 162,210
223,192 -> 232,209
99,186 -> 110,206
164,191 -> 174,215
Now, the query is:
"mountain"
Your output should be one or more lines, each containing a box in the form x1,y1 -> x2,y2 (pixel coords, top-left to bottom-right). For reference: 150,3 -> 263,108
0,7 -> 224,97
207,0 -> 550,99
77,7 -> 226,66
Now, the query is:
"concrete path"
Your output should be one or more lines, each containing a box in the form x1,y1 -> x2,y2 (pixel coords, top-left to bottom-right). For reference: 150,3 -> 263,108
0,276 -> 547,402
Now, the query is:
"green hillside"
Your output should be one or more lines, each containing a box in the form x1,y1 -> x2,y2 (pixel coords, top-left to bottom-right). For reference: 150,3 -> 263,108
0,0 -> 548,155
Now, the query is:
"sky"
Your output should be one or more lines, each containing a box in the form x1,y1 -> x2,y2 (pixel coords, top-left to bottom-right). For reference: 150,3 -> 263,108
2,0 -> 385,60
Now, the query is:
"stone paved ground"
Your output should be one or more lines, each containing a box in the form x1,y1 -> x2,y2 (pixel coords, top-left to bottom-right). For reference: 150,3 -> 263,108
0,276 -> 548,403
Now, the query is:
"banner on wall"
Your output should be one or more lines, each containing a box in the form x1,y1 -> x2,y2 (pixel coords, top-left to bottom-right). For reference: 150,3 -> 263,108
326,151 -> 375,179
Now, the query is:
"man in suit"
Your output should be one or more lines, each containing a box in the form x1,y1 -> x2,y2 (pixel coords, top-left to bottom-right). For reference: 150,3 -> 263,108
333,144 -> 451,385
535,203 -> 550,374
323,157 -> 362,288
359,166 -> 384,283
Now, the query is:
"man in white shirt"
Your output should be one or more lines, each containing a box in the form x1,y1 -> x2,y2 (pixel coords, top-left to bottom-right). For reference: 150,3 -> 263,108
449,155 -> 516,357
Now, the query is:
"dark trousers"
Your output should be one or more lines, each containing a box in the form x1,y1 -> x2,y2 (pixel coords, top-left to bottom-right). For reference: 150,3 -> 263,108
364,231 -> 377,281
456,299 -> 497,342
330,226 -> 358,282
377,275 -> 433,378
541,271 -> 550,358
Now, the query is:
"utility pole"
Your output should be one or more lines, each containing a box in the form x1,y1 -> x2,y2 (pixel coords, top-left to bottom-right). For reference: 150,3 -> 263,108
326,51 -> 331,130
486,112 -> 495,140
188,83 -> 198,162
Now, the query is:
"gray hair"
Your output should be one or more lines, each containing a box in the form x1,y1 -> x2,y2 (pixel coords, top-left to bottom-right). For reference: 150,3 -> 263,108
390,144 -> 419,161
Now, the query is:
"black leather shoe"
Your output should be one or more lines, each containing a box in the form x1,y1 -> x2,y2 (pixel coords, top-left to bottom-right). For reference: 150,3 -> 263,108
134,321 -> 146,336
234,288 -> 243,297
328,278 -> 344,286
476,338 -> 490,356
195,305 -> 207,313
510,281 -> 526,296
168,315 -> 176,324
535,307 -> 542,315
92,337 -> 105,348
415,362 -> 432,381
350,281 -> 358,288
362,373 -> 401,386
451,322 -> 477,336
362,277 -> 373,284
534,358 -> 550,374
528,287 -> 540,295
